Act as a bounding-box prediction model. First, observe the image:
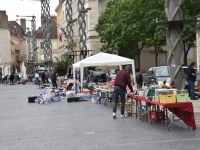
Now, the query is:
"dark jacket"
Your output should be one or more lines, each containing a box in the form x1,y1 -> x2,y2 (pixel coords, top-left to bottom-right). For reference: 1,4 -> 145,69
42,73 -> 46,80
186,66 -> 196,81
51,72 -> 57,80
136,72 -> 143,85
9,74 -> 14,81
114,69 -> 133,92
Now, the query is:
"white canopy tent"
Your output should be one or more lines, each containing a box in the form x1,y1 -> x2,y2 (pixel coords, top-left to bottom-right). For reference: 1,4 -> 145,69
72,52 -> 136,90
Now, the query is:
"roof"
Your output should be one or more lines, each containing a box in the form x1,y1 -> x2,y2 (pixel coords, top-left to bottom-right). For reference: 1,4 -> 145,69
73,52 -> 135,68
8,21 -> 26,37
36,19 -> 57,39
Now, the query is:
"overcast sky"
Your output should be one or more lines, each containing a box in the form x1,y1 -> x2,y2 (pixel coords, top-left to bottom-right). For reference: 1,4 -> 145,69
0,0 -> 58,30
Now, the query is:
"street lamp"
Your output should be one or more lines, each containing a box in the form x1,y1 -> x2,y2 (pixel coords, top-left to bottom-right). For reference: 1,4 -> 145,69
77,0 -> 92,60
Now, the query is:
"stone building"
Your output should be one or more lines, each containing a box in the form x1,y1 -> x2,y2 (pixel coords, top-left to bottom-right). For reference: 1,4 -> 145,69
0,10 -> 13,77
8,20 -> 27,74
55,0 -> 103,63
36,16 -> 58,67
55,0 -> 66,61
196,15 -> 200,68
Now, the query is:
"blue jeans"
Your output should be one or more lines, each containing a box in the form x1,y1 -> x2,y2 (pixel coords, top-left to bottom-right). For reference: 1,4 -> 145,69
35,77 -> 39,85
187,80 -> 195,98
113,86 -> 126,115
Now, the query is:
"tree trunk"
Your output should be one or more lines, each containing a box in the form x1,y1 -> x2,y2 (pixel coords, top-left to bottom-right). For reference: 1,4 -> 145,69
137,52 -> 140,70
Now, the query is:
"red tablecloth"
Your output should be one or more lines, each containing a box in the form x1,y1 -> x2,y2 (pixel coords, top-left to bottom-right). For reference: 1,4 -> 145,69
128,94 -> 196,130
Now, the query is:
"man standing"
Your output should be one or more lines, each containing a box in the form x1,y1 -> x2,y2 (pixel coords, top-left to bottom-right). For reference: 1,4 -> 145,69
51,71 -> 57,89
9,73 -> 15,85
135,68 -> 143,88
35,71 -> 39,85
42,72 -> 46,84
113,65 -> 133,119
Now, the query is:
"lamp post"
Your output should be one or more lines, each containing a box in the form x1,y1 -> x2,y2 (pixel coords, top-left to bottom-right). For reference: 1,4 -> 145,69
77,0 -> 91,60
16,15 -> 38,74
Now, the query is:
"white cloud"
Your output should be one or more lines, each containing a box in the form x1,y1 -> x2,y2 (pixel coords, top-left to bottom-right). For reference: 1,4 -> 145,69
0,0 -> 58,30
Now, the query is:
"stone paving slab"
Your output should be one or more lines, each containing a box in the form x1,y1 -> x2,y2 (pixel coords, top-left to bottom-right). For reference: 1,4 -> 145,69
0,84 -> 200,150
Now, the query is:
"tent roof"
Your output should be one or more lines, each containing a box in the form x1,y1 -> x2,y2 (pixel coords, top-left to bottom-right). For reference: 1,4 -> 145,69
73,52 -> 134,68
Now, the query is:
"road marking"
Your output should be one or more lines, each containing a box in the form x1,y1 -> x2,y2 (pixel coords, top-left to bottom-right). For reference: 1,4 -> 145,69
84,132 -> 94,135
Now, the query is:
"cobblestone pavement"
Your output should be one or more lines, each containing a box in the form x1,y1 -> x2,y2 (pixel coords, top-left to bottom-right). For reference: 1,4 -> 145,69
0,84 -> 200,150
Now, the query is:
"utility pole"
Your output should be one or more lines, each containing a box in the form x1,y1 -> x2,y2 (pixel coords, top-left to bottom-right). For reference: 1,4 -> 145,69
65,0 -> 77,65
41,0 -> 53,72
77,0 -> 91,60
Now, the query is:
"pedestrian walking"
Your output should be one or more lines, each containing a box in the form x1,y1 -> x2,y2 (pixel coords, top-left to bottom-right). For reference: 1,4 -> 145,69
9,73 -> 15,85
187,62 -> 198,100
42,72 -> 46,84
35,71 -> 39,85
45,72 -> 50,84
112,65 -> 133,119
51,71 -> 57,89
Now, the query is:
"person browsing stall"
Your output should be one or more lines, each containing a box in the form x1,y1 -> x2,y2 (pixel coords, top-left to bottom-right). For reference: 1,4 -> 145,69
113,65 -> 133,119
187,62 -> 198,100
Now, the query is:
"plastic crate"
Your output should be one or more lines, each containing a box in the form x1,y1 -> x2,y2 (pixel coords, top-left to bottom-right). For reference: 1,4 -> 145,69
148,89 -> 155,96
150,111 -> 165,121
28,96 -> 37,103
176,93 -> 189,103
159,94 -> 176,104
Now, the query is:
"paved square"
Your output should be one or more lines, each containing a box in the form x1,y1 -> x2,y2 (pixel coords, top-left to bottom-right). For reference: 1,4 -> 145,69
0,84 -> 200,150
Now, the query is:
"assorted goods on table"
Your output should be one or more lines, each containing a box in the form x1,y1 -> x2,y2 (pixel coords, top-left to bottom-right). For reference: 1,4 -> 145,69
137,85 -> 189,104
135,86 -> 189,122
28,87 -> 66,104
82,82 -> 115,105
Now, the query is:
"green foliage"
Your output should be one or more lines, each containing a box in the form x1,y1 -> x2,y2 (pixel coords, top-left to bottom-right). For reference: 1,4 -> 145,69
96,0 -> 200,66
53,55 -> 68,76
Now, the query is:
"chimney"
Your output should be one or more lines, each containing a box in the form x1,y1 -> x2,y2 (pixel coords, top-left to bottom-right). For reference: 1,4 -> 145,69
0,10 -> 8,28
20,18 -> 26,32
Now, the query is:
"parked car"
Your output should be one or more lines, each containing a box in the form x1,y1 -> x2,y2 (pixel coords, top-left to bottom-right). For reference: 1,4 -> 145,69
93,70 -> 107,82
108,69 -> 119,79
144,66 -> 195,86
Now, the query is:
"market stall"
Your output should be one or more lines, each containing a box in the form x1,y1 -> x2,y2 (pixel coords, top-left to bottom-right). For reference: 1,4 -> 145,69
128,93 -> 196,131
72,52 -> 135,91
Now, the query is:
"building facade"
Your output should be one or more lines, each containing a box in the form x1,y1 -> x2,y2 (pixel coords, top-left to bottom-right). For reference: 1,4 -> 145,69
55,0 -> 103,63
196,16 -> 200,68
55,0 -> 66,61
8,20 -> 27,74
36,16 -> 58,68
0,10 -> 12,77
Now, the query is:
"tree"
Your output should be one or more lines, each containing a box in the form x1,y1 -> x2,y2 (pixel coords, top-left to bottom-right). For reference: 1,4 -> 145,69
96,0 -> 200,68
181,0 -> 200,65
143,9 -> 166,66
96,0 -> 147,69
53,55 -> 68,76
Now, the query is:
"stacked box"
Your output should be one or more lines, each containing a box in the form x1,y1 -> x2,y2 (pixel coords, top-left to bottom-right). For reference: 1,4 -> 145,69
176,93 -> 189,102
159,94 -> 176,104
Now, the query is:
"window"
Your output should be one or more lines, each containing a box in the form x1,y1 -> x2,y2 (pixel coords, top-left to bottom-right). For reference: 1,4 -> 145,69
0,22 -> 2,28
159,51 -> 167,65
155,67 -> 169,77
40,42 -> 44,49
